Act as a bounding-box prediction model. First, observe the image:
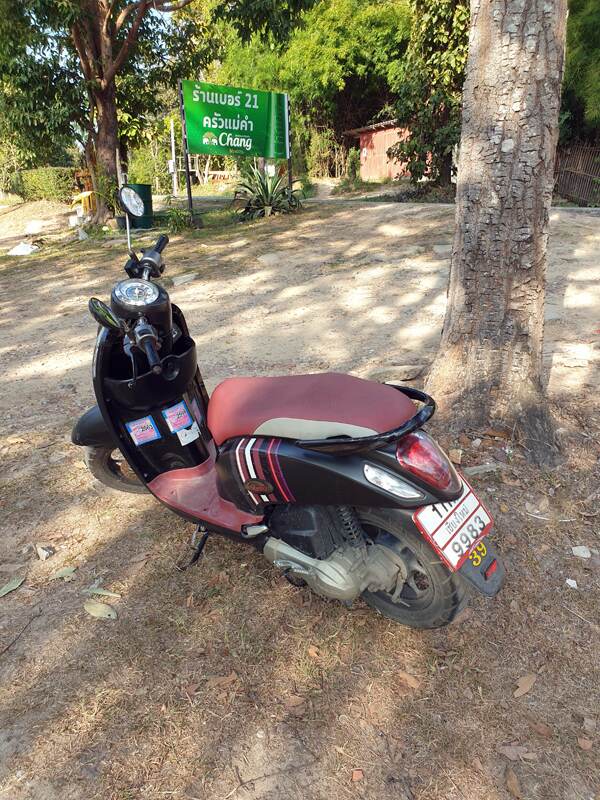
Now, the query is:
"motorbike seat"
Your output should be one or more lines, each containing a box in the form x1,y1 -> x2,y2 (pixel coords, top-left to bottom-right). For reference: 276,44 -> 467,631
207,372 -> 416,445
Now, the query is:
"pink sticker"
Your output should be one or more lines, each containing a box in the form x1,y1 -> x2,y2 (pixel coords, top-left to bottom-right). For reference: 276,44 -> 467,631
125,416 -> 161,446
162,401 -> 193,433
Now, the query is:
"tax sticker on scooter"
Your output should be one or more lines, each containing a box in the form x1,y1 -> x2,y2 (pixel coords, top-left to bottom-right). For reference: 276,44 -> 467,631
125,415 -> 161,446
162,401 -> 193,433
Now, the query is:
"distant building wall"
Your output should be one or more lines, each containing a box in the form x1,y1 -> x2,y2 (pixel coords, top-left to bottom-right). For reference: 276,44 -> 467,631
350,124 -> 410,181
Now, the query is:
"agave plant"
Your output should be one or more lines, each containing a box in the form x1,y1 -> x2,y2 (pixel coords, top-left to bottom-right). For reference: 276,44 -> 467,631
236,164 -> 303,220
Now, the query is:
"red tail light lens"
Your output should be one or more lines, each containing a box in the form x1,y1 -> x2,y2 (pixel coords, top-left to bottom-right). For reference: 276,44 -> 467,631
396,431 -> 458,492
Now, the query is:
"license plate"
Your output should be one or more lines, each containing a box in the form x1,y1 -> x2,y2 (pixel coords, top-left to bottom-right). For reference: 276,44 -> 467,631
413,477 -> 493,570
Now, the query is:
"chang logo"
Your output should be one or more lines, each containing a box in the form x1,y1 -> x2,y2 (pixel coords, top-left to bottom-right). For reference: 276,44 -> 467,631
202,131 -> 218,146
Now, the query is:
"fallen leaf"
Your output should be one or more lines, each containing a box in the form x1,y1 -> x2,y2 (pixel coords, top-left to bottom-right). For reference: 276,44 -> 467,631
497,743 -> 530,761
83,587 -> 121,599
505,766 -> 522,798
206,671 -> 238,689
484,428 -> 510,439
351,769 -> 364,782
529,720 -> 553,738
186,593 -> 194,608
583,717 -> 596,734
0,576 -> 25,598
449,448 -> 462,465
397,670 -> 421,690
49,566 -> 76,581
84,600 -> 117,619
129,553 -> 149,563
182,682 -> 200,700
513,673 -> 537,698
284,694 -> 306,714
307,645 -> 320,659
285,694 -> 305,708
577,737 -> 593,751
472,756 -> 483,771
500,503 -> 510,514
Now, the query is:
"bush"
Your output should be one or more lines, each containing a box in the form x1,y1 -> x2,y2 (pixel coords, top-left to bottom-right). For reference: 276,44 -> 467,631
346,147 -> 361,181
236,164 -> 303,220
20,166 -> 76,202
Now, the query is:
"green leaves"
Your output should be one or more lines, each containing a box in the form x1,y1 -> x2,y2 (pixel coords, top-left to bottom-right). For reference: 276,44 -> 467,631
236,164 -> 303,219
389,0 -> 469,185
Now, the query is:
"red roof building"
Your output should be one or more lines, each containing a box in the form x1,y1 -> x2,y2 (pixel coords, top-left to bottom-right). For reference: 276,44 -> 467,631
345,119 -> 409,181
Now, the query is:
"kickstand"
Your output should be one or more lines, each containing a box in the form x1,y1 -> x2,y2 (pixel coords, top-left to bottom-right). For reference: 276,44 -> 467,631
175,525 -> 210,572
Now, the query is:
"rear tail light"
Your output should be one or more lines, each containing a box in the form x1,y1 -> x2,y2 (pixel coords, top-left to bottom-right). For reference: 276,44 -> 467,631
396,430 -> 459,492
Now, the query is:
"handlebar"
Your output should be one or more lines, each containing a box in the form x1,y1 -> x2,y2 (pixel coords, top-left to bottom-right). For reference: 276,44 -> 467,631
134,319 -> 162,375
154,234 -> 169,254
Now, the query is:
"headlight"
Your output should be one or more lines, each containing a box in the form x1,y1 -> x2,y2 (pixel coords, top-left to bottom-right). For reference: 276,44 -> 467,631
363,463 -> 423,500
113,279 -> 159,307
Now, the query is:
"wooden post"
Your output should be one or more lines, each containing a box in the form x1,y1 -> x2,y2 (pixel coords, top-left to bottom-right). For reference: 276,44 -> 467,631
170,118 -> 178,196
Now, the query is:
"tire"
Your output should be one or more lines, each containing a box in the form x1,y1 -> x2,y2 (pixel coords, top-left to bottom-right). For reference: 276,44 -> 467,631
358,508 -> 469,629
83,446 -> 147,494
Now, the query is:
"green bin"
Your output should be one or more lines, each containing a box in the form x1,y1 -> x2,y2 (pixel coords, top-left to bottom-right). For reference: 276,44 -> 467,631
126,182 -> 153,229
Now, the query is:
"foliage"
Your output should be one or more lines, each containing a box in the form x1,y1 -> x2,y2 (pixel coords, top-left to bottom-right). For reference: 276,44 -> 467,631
163,197 -> 194,233
308,128 -> 346,178
215,0 -> 314,42
236,165 -> 303,219
561,0 -> 600,140
346,147 -> 361,181
216,0 -> 412,171
19,167 -> 76,202
388,0 -> 470,185
0,140 -> 24,194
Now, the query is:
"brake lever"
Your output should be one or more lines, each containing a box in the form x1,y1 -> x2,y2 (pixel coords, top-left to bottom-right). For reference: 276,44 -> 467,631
125,339 -> 138,389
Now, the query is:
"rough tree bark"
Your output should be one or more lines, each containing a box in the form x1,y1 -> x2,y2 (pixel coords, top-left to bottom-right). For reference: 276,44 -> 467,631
425,0 -> 568,463
70,0 -> 194,222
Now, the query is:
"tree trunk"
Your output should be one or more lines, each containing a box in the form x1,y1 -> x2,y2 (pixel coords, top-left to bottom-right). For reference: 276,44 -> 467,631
437,150 -> 453,186
92,82 -> 119,223
425,0 -> 568,464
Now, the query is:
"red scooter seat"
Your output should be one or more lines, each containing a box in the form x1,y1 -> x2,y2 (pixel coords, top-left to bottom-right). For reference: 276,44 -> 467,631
207,372 -> 416,445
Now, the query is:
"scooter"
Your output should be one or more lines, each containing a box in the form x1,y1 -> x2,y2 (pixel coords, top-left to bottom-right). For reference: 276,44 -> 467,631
72,186 -> 505,629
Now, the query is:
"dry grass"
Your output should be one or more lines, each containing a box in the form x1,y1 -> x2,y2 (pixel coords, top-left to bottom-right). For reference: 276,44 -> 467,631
0,202 -> 598,800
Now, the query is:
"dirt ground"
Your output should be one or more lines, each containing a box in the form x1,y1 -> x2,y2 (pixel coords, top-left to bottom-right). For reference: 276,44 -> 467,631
0,200 -> 599,800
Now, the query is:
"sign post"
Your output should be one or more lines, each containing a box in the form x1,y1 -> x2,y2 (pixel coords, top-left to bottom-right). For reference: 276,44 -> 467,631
178,83 -> 195,220
180,80 -> 290,162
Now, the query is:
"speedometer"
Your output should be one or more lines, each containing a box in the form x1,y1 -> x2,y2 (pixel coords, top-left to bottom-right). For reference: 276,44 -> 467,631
113,279 -> 160,307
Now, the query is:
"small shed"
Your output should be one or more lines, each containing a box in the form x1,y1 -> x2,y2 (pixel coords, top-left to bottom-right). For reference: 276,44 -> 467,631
345,119 -> 409,181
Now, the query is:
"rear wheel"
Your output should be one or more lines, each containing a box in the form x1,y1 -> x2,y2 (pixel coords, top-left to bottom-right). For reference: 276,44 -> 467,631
358,509 -> 468,629
83,446 -> 147,494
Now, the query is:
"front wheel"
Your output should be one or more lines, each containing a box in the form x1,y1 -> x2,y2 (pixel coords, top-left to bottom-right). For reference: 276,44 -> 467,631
358,509 -> 468,629
83,446 -> 147,494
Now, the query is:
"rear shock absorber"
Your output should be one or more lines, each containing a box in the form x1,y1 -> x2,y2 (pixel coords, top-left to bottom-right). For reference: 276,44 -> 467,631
336,506 -> 364,548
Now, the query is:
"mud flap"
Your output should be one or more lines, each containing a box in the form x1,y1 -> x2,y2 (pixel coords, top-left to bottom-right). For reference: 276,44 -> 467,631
71,405 -> 116,447
457,541 -> 505,597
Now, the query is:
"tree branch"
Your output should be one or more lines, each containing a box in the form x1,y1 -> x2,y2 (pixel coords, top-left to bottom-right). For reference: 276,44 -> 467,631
115,0 -> 195,33
114,0 -> 147,34
104,0 -> 149,85
102,0 -> 120,36
71,23 -> 95,84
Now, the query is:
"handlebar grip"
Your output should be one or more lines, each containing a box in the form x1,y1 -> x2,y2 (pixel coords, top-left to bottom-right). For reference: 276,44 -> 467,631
154,234 -> 169,254
141,337 -> 162,375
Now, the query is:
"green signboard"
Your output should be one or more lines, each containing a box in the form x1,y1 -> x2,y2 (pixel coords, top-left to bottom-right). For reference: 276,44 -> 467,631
181,80 -> 289,159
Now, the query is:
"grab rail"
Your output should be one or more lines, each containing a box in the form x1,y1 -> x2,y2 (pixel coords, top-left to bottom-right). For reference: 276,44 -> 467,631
295,385 -> 436,454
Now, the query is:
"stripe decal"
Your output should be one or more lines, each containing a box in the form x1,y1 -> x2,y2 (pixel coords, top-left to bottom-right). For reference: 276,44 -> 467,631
244,437 -> 270,503
275,440 -> 295,502
266,439 -> 291,502
231,436 -> 294,506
